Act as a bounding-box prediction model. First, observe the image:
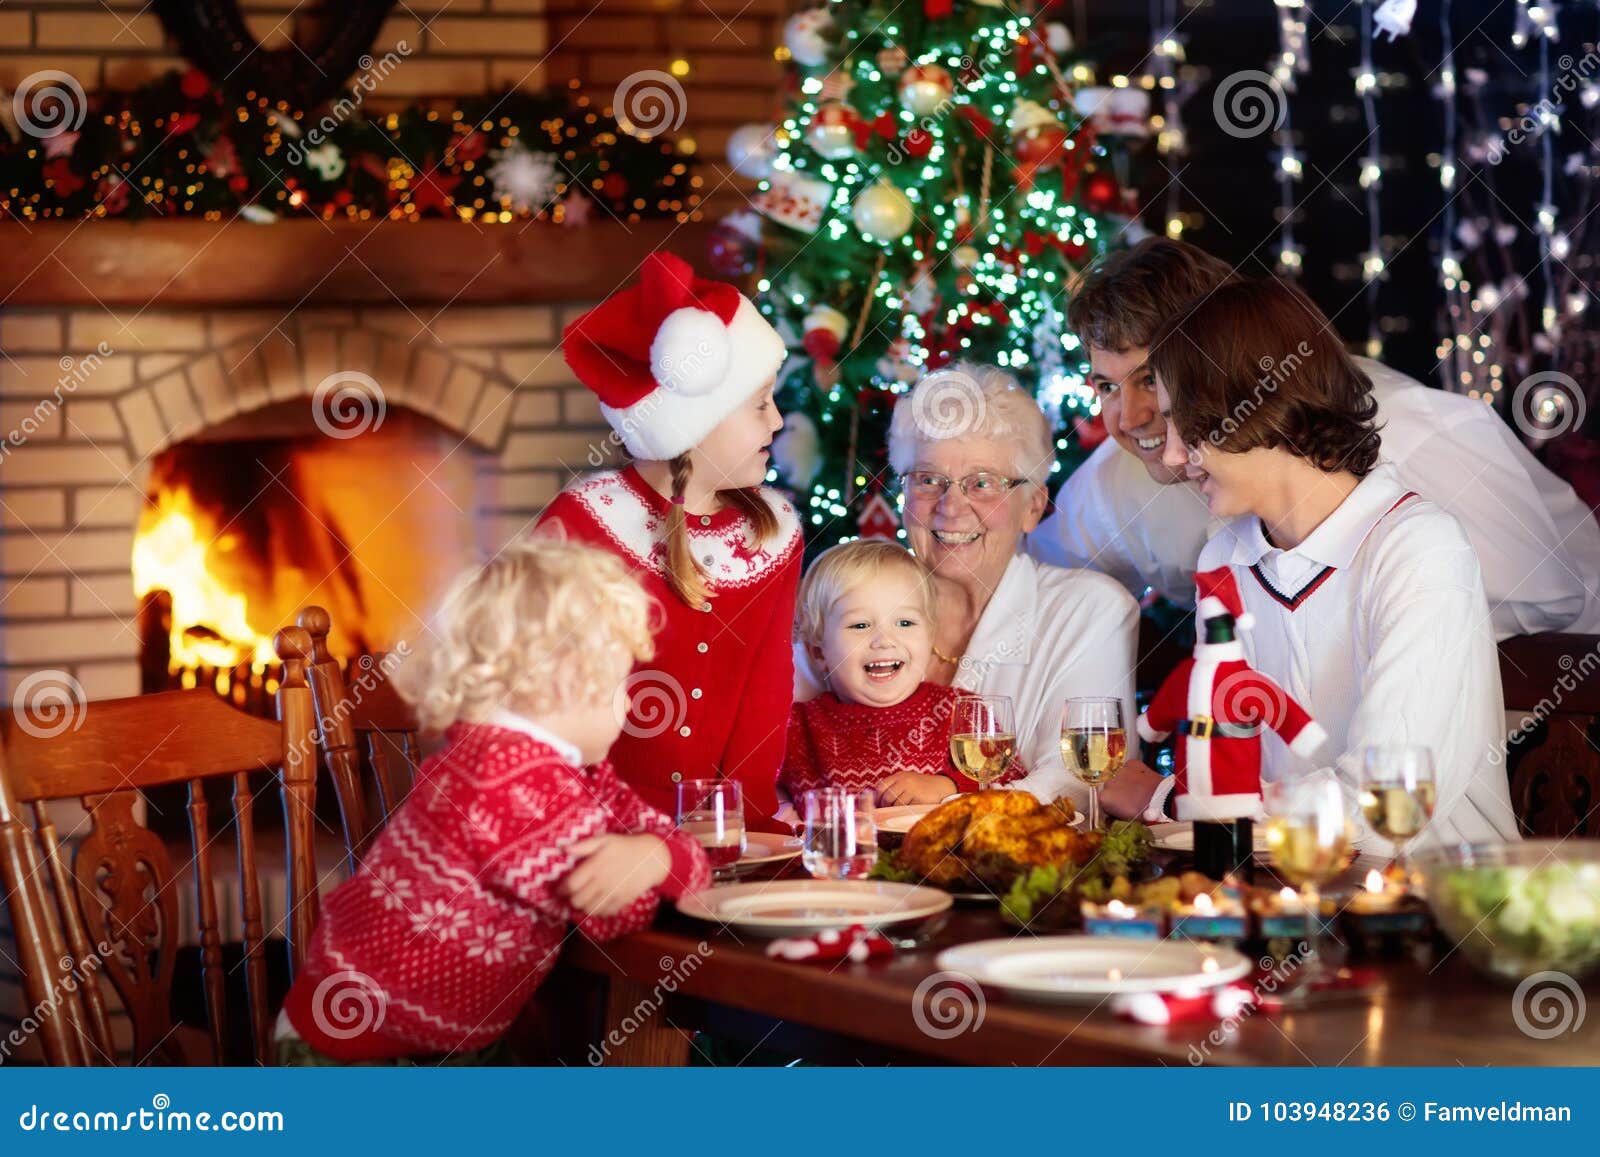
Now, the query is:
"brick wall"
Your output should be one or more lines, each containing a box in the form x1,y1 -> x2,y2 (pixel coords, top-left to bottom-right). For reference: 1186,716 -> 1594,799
0,0 -> 551,97
0,301 -> 618,701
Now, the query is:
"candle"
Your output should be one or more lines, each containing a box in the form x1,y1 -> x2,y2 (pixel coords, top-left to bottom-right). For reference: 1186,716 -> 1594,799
1169,887 -> 1248,941
1346,868 -> 1404,914
1082,897 -> 1166,939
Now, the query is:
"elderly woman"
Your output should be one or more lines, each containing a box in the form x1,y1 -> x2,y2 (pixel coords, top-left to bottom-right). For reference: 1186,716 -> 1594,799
795,362 -> 1139,813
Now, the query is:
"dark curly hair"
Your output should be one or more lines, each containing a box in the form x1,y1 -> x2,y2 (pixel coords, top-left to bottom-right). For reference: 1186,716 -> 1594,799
1146,278 -> 1382,477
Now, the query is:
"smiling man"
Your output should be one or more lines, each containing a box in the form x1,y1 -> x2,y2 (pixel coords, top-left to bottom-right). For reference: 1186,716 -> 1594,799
1028,238 -> 1600,641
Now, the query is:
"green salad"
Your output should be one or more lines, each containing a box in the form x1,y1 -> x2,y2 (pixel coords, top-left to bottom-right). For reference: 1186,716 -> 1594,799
1434,859 -> 1600,977
1000,820 -> 1154,926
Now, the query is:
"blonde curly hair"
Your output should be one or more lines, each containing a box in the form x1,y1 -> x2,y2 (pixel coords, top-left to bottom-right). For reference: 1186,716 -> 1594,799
395,537 -> 657,732
795,540 -> 938,648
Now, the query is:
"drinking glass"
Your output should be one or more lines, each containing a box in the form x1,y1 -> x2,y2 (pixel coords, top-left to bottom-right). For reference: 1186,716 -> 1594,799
1060,697 -> 1126,830
1358,746 -> 1437,870
676,779 -> 745,875
949,695 -> 1017,791
1262,776 -> 1355,1001
801,789 -> 878,879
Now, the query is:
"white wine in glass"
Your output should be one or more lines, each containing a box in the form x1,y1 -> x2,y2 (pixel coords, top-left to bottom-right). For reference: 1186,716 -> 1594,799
1060,697 -> 1125,830
1262,777 -> 1355,1003
949,695 -> 1016,790
1358,746 -> 1437,865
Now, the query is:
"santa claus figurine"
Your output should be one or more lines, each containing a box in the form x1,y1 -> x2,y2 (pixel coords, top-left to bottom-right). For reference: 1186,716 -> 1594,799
1136,568 -> 1327,879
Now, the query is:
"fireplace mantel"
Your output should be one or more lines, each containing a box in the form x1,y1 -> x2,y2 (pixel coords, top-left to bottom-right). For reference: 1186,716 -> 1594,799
0,218 -> 713,308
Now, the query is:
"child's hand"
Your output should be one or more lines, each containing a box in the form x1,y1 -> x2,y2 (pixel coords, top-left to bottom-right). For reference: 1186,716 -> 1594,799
559,834 -> 671,917
876,772 -> 957,806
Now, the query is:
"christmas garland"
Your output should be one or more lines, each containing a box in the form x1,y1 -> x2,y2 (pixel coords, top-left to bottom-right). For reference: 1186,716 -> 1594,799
0,68 -> 699,224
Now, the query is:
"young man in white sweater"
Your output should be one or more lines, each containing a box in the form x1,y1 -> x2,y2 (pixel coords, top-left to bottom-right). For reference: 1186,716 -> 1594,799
1106,277 -> 1519,850
1031,238 -> 1600,641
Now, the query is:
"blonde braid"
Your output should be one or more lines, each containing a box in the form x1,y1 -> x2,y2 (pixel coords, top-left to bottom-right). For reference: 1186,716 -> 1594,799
663,453 -> 710,607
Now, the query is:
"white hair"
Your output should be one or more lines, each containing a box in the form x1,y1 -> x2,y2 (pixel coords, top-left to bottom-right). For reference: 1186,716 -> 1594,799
886,362 -> 1054,488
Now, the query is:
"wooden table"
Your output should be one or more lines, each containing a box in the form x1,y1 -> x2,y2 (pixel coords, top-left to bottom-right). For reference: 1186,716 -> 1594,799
563,867 -> 1600,1067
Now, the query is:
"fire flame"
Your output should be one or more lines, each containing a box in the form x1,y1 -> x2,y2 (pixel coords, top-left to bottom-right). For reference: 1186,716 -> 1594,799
132,486 -> 275,670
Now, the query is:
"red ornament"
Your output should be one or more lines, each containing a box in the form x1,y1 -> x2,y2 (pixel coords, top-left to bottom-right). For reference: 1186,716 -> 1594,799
179,69 -> 211,100
856,491 -> 900,541
1082,170 -> 1120,214
96,175 -> 130,215
602,170 -> 629,203
802,328 -> 842,363
872,112 -> 899,139
923,0 -> 953,17
903,128 -> 934,158
42,159 -> 84,197
1074,412 -> 1109,450
169,112 -> 202,136
451,130 -> 488,164
407,160 -> 461,215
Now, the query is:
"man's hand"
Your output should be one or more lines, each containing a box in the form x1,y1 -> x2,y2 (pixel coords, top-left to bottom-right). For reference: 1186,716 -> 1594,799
1099,759 -> 1166,820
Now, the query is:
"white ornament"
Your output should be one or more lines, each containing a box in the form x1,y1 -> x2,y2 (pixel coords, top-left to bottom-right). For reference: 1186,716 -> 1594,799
1046,23 -> 1074,56
1105,88 -> 1151,138
851,181 -> 914,241
1009,98 -> 1058,138
898,64 -> 955,117
1373,0 -> 1416,40
771,410 -> 821,488
490,142 -> 560,213
305,142 -> 345,181
726,123 -> 779,178
784,8 -> 833,69
1072,86 -> 1113,133
753,170 -> 834,233
805,102 -> 860,159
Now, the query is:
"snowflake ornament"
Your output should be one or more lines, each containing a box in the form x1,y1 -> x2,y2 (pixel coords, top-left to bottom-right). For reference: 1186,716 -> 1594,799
306,142 -> 346,180
490,143 -> 561,213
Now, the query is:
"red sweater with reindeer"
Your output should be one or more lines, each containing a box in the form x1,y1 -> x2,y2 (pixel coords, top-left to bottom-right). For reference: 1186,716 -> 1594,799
535,466 -> 802,830
780,682 -> 1027,800
281,721 -> 710,1060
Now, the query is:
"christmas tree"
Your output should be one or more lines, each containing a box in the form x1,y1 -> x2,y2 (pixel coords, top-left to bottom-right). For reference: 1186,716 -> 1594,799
711,1 -> 1143,547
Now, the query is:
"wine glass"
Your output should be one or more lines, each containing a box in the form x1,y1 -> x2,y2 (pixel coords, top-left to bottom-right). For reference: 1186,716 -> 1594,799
801,789 -> 878,879
949,695 -> 1017,791
1358,746 -> 1436,871
1262,776 -> 1355,1001
676,779 -> 745,876
1060,697 -> 1126,830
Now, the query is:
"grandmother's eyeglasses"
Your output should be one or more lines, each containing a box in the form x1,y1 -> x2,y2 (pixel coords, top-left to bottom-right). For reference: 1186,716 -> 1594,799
899,471 -> 1028,502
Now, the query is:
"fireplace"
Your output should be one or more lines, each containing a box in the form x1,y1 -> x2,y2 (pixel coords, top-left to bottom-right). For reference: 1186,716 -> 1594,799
0,220 -> 708,704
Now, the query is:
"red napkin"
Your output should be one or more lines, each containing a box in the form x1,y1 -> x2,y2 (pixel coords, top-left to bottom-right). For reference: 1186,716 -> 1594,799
765,925 -> 895,964
1112,982 -> 1257,1026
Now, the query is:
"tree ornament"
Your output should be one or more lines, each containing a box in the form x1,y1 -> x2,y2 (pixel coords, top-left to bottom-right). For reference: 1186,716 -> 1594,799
305,141 -> 345,180
1104,88 -> 1152,138
876,337 -> 920,383
898,64 -> 955,117
772,411 -> 822,488
1072,87 -> 1114,134
805,101 -> 863,159
1082,170 -> 1120,214
489,142 -> 560,213
1009,99 -> 1066,189
876,45 -> 909,76
754,170 -> 834,232
856,490 -> 901,541
851,179 -> 914,241
783,8 -> 833,69
802,304 -> 851,365
953,244 -> 980,270
1046,23 -> 1074,55
726,123 -> 779,178
707,209 -> 763,276
819,69 -> 856,102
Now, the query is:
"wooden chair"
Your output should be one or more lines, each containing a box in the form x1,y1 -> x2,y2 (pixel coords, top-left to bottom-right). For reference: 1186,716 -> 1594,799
292,605 -> 421,868
0,629 -> 322,1066
1499,632 -> 1600,838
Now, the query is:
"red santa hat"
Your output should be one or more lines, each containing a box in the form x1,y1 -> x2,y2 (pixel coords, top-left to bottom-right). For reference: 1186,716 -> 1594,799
562,252 -> 787,461
1194,566 -> 1255,631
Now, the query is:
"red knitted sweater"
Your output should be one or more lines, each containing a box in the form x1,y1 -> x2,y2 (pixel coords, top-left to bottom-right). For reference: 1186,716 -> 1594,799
281,723 -> 710,1061
535,466 -> 802,830
780,681 -> 1027,800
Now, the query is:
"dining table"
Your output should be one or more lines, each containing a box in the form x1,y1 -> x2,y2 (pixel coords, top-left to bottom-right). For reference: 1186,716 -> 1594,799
559,844 -> 1600,1067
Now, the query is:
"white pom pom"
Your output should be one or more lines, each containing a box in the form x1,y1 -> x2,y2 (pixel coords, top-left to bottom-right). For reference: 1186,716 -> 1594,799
651,307 -> 731,397
1237,612 -> 1256,630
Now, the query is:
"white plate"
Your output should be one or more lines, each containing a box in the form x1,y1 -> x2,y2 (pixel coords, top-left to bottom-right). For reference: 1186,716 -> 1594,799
676,879 -> 953,937
738,835 -> 801,866
936,936 -> 1251,1004
1150,822 -> 1271,853
873,804 -> 940,834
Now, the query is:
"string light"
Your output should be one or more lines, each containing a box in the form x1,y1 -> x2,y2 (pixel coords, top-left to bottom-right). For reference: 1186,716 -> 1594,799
1356,0 -> 1385,357
1272,0 -> 1309,273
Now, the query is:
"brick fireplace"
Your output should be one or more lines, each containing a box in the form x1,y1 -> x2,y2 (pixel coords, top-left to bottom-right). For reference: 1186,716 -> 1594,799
0,218 -> 710,703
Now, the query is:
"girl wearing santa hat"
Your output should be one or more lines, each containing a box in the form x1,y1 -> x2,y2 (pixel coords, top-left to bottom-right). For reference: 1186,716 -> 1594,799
536,252 -> 799,829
